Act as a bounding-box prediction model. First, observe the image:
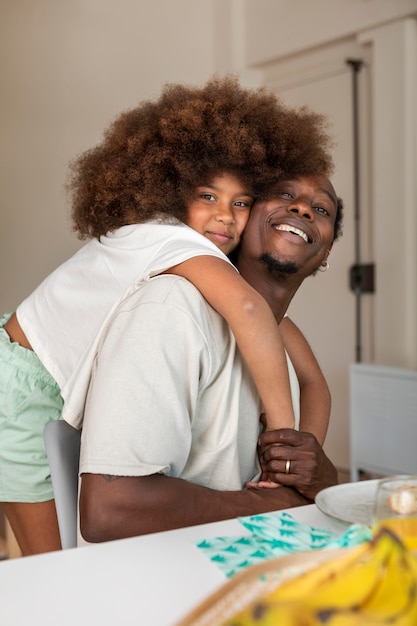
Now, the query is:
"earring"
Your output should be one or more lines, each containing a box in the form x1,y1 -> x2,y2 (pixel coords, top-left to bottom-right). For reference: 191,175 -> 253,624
318,260 -> 330,272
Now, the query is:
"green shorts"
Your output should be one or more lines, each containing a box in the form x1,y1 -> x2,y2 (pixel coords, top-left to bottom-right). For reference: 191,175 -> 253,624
0,312 -> 64,502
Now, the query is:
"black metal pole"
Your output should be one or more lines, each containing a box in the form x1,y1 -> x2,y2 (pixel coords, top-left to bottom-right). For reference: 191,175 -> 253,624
346,58 -> 364,362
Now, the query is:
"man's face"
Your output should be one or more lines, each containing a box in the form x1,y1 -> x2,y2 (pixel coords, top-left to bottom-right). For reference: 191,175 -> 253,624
241,175 -> 338,277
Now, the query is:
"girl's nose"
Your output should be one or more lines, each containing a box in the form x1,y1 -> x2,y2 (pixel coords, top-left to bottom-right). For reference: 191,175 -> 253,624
215,202 -> 234,224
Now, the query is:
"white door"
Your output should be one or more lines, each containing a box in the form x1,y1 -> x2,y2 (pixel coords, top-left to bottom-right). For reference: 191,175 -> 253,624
264,39 -> 373,471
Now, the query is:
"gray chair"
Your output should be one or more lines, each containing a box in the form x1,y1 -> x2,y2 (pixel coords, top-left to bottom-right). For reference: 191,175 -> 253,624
44,420 -> 81,549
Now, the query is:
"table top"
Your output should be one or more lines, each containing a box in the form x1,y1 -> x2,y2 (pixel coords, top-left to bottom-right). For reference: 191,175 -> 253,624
0,504 -> 346,626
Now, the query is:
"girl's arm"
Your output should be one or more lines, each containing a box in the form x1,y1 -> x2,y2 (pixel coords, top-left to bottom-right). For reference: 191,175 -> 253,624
280,316 -> 330,445
167,256 -> 295,430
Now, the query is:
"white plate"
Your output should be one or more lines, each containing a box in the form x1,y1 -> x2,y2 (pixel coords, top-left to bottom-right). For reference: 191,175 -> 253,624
315,479 -> 380,526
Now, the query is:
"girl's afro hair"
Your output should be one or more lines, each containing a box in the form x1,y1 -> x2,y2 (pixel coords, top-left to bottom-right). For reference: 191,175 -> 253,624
68,75 -> 334,239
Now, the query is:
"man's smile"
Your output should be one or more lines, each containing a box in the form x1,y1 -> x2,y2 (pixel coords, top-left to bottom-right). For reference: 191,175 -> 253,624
270,219 -> 313,244
272,223 -> 310,243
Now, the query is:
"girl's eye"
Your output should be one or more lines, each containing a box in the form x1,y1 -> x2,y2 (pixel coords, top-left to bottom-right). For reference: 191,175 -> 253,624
201,193 -> 215,201
234,200 -> 252,208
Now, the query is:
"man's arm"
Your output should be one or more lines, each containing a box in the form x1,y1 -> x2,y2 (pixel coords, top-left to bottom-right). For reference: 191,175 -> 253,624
79,471 -> 309,543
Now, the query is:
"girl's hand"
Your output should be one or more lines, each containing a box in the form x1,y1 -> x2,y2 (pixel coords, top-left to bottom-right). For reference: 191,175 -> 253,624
245,416 -> 283,488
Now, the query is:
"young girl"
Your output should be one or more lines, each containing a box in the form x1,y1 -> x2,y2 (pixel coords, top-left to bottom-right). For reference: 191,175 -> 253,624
1,75 -> 335,555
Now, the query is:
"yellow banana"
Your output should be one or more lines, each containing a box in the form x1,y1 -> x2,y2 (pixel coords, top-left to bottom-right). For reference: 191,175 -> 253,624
357,528 -> 417,624
220,541 -> 373,625
303,529 -> 417,625
269,529 -> 391,608
258,540 -> 372,602
222,527 -> 417,626
222,600 -> 315,626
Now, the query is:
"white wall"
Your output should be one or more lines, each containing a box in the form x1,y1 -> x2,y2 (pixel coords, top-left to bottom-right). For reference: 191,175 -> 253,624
245,0 -> 417,64
0,0 -> 218,310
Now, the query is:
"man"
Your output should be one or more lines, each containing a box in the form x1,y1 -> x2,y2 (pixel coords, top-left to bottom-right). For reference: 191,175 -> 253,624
79,174 -> 341,543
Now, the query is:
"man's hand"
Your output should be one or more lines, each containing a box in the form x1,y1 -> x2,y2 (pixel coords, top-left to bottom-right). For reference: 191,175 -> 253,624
253,429 -> 338,499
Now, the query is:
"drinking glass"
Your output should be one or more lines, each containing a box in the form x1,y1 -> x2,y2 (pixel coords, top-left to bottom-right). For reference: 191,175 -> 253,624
372,475 -> 417,551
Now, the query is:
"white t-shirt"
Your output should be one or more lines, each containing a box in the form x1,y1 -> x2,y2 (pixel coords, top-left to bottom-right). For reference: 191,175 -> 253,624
80,275 -> 263,488
80,275 -> 300,488
16,222 -> 231,425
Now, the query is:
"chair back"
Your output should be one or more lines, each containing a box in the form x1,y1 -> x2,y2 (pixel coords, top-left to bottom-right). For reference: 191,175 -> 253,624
44,420 -> 81,549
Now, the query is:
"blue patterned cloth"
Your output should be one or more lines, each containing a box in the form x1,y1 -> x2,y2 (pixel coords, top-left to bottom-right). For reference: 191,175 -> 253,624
195,511 -> 372,578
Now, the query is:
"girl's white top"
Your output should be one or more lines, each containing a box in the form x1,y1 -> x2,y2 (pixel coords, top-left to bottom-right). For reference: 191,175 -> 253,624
17,221 -> 231,426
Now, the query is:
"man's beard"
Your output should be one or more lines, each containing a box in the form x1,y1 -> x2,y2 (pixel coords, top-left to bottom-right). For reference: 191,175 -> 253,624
260,253 -> 299,275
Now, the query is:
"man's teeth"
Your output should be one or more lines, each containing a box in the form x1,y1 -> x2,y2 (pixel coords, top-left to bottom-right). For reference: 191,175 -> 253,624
275,224 -> 308,243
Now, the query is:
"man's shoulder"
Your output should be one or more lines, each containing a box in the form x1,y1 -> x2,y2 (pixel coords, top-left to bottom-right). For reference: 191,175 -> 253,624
119,274 -> 230,343
121,274 -> 212,315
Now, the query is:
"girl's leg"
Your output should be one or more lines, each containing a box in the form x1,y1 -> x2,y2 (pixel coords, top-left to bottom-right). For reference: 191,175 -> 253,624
1,313 -> 65,556
3,500 -> 61,556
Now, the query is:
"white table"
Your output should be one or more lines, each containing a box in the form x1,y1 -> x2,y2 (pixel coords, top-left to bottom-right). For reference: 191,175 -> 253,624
0,504 -> 346,626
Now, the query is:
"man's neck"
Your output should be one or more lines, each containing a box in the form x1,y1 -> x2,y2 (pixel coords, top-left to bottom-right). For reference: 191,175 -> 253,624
237,253 -> 303,323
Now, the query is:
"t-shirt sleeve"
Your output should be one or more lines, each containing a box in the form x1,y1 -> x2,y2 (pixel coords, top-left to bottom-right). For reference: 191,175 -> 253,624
137,223 -> 237,282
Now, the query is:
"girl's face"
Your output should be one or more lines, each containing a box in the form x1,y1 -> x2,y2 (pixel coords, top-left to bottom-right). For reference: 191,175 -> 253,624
185,173 -> 254,255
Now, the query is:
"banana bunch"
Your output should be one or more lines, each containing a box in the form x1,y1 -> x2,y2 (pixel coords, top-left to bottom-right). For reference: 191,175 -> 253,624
223,527 -> 417,625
